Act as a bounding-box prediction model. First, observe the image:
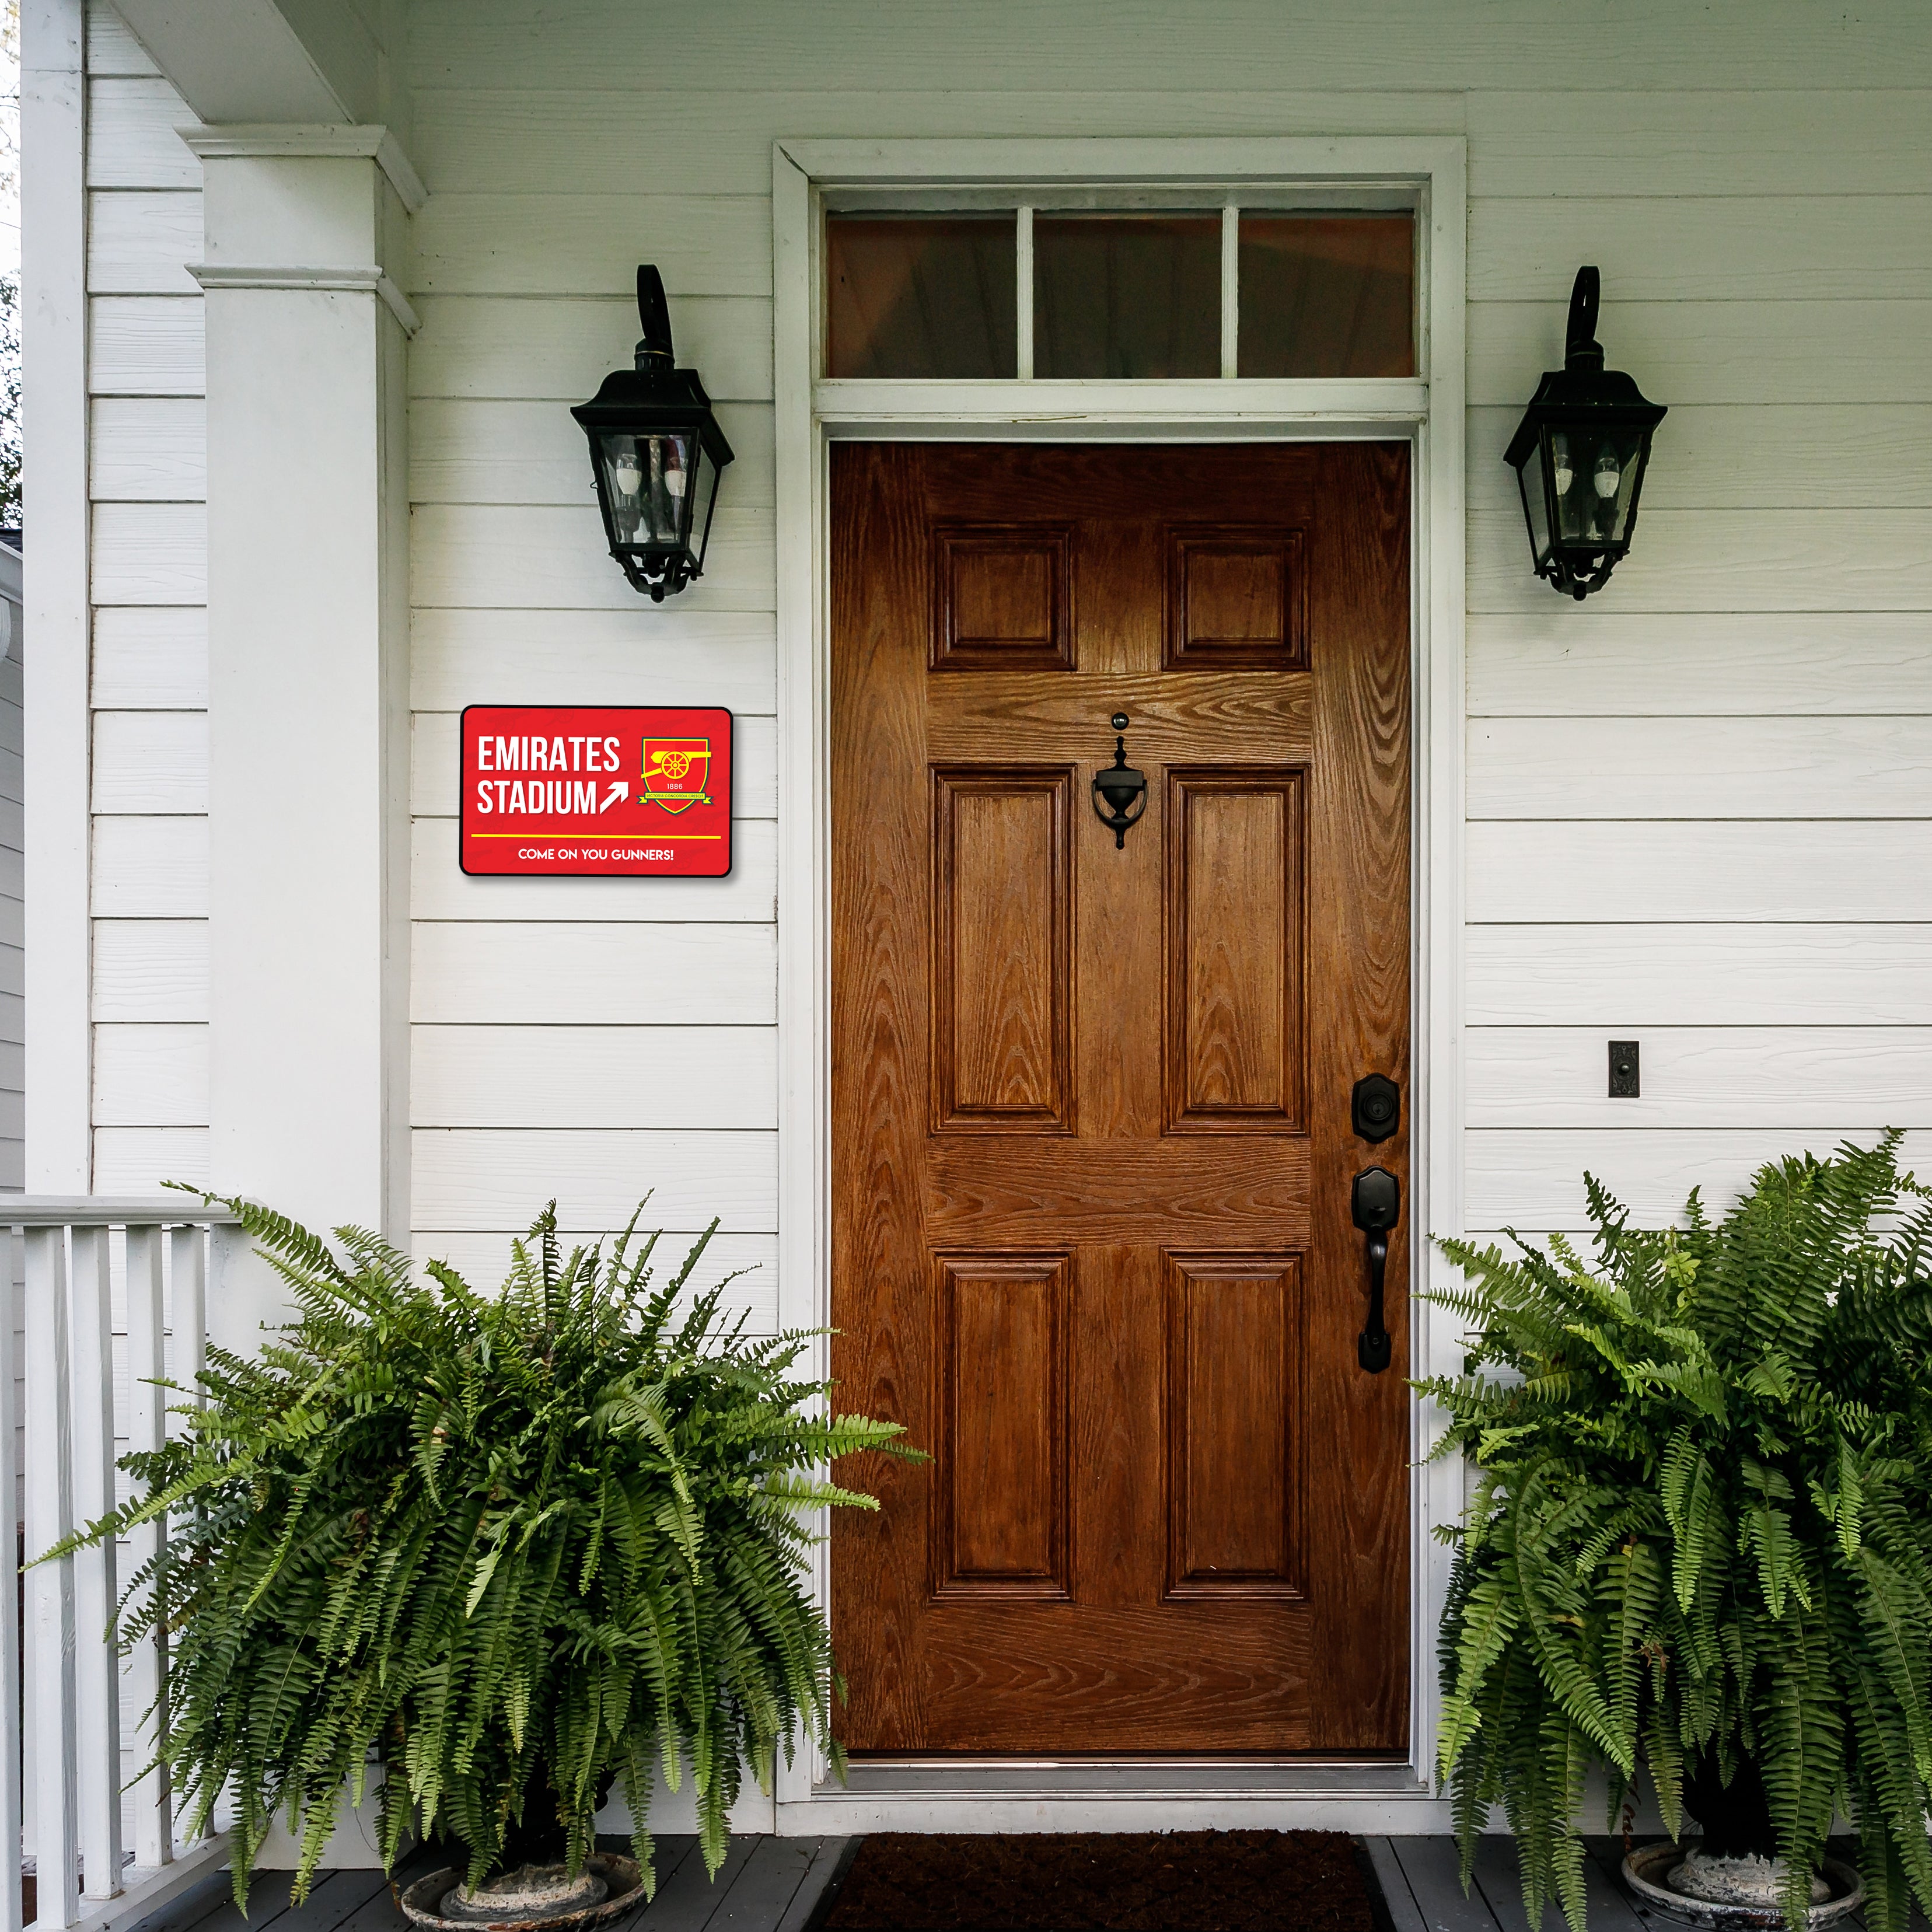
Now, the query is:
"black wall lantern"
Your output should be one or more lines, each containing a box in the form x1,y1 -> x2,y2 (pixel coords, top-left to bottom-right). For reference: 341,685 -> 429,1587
1505,267 -> 1666,600
574,266 -> 735,601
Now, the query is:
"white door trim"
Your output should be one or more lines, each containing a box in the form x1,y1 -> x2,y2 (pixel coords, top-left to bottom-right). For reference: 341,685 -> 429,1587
771,134 -> 1466,1833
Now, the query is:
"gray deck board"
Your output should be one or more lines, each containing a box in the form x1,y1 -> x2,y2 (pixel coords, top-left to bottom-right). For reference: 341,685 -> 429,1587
703,1837 -> 838,1932
1470,1833 -> 1647,1932
1365,1836 -> 1430,1932
768,1839 -> 853,1932
188,1868 -> 299,1932
598,1836 -> 704,1932
1389,1836 -> 1505,1932
625,1829 -> 759,1932
120,1868 -> 240,1932
127,1829 -> 1932,1932
269,1868 -> 396,1932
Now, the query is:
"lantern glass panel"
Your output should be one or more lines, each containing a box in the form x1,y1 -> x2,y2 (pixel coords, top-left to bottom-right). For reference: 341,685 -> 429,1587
1517,444 -> 1553,569
599,431 -> 698,550
688,439 -> 722,566
1549,427 -> 1645,548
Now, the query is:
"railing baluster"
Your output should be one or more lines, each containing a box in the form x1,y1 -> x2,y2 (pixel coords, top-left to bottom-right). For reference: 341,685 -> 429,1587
167,1226 -> 205,1436
123,1227 -> 172,1872
0,1231 -> 25,1932
166,1224 -> 208,1857
68,1225 -> 124,1901
16,1203 -> 236,1919
24,1223 -> 79,1930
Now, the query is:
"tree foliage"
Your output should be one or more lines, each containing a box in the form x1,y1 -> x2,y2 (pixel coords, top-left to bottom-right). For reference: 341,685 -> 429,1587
0,274 -> 20,527
1424,1133 -> 1932,1932
57,1195 -> 916,1908
0,1 -> 19,528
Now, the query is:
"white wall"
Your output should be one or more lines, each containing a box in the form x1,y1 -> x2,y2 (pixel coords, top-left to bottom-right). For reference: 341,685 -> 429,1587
0,541 -> 23,1194
393,2 -> 1932,1309
76,2 -> 1932,1287
83,2 -> 208,1197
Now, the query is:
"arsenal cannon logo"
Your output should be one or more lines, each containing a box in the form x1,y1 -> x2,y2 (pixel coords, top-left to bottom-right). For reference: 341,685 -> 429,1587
641,735 -> 713,814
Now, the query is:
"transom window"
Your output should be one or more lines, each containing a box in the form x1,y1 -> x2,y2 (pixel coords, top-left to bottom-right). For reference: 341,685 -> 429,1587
824,205 -> 1416,382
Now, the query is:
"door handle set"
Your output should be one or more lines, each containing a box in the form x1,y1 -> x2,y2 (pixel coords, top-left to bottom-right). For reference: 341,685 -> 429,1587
1352,1166 -> 1398,1374
1350,1075 -> 1402,1375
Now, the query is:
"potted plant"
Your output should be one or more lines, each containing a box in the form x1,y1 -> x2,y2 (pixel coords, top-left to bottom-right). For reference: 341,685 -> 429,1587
59,1196 -> 915,1918
1424,1133 -> 1932,1932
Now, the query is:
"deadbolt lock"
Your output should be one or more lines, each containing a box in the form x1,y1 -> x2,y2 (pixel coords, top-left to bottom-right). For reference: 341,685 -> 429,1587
1351,1072 -> 1400,1145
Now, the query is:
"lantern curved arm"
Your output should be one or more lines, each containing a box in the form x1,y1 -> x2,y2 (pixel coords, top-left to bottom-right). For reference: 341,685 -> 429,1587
1564,266 -> 1602,369
637,265 -> 674,364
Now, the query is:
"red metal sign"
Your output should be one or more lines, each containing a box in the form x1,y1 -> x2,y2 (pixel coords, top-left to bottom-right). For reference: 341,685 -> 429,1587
460,705 -> 733,876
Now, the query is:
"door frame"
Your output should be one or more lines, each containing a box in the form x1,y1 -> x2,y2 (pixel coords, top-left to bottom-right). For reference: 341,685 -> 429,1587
773,135 -> 1467,1832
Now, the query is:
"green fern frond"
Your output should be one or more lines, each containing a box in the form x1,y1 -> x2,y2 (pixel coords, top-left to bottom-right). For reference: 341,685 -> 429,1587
51,1194 -> 917,1910
1425,1134 -> 1932,1932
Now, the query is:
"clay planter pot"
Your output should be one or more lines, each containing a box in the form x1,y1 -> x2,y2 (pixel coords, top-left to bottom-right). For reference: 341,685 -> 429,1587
1622,1842 -> 1863,1930
399,1854 -> 646,1932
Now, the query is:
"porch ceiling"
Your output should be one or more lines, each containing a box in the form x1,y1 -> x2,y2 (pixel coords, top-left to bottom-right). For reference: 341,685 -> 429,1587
109,0 -> 380,124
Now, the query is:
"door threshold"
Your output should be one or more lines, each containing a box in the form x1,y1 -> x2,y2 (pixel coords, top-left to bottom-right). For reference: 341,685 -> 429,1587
821,1759 -> 1430,1800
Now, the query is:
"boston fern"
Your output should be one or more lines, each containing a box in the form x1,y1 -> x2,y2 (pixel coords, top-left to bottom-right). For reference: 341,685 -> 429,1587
61,1196 -> 913,1907
1423,1133 -> 1932,1932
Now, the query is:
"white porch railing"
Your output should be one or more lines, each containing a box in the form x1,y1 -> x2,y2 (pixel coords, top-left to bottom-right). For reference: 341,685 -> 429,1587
11,1200 -> 240,1932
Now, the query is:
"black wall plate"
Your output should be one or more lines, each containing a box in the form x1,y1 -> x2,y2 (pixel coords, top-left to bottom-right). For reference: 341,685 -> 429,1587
1609,1040 -> 1640,1098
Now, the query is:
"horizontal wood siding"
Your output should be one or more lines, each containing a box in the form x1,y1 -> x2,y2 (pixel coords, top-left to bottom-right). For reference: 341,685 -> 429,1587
0,602 -> 20,1188
0,2 -> 1853,1274
84,11 -> 208,1190
403,30 -> 1932,1291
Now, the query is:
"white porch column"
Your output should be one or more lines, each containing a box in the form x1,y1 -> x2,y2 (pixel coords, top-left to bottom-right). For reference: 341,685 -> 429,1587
186,129 -> 421,1351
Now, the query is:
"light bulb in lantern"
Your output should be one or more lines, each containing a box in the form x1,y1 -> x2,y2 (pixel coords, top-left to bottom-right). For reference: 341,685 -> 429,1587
1550,434 -> 1574,496
611,442 -> 643,497
1594,449 -> 1622,499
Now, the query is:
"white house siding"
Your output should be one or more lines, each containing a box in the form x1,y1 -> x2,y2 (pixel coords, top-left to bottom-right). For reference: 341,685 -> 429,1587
0,545 -> 23,1194
392,1 -> 1932,1314
82,1 -> 209,1199
62,5 -> 1932,1278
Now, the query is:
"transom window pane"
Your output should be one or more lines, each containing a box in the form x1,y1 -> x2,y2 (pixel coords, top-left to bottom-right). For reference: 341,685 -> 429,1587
1033,214 -> 1220,380
825,214 -> 1018,379
820,205 -> 1416,382
1238,214 -> 1415,378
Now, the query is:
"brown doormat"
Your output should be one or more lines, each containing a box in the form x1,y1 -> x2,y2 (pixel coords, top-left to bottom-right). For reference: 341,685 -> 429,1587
819,1830 -> 1378,1931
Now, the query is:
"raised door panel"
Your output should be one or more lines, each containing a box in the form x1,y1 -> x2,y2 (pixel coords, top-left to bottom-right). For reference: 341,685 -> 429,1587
932,525 -> 1074,672
1165,1253 -> 1303,1599
1165,526 -> 1308,670
931,767 -> 1074,1132
930,1253 -> 1072,1600
1165,768 -> 1306,1133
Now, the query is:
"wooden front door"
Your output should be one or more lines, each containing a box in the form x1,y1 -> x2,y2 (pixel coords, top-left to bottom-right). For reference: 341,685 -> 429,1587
829,443 -> 1410,1756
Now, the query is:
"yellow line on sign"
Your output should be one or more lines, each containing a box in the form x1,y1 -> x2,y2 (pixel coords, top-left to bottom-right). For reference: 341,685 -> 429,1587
467,831 -> 722,839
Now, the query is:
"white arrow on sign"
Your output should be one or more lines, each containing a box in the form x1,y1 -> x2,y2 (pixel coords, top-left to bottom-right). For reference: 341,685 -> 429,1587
600,780 -> 628,812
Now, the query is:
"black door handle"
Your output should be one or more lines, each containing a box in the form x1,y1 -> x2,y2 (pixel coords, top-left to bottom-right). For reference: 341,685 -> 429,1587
1352,1166 -> 1399,1374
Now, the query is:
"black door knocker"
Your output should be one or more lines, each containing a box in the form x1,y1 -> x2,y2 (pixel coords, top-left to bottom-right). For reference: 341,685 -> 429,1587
1091,714 -> 1148,848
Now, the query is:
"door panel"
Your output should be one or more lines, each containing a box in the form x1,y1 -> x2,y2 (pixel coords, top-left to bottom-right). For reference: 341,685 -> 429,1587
931,1253 -> 1072,1599
831,443 -> 1410,1756
930,767 -> 1074,1131
1165,768 -> 1305,1132
1164,1252 -> 1302,1599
